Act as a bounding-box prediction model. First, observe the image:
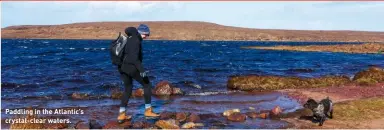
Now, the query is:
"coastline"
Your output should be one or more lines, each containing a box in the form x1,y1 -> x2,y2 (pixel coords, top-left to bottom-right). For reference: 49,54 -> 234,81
2,21 -> 384,42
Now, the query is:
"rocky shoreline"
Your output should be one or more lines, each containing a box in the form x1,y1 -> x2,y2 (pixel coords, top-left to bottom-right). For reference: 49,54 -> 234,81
6,83 -> 384,129
4,67 -> 384,129
244,43 -> 384,54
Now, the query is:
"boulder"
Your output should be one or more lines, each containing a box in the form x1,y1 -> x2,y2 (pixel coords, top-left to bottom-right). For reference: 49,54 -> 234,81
154,81 -> 173,96
176,112 -> 187,122
258,113 -> 268,119
102,120 -> 131,129
155,119 -> 180,129
246,112 -> 258,119
227,112 -> 246,122
133,88 -> 144,97
159,111 -> 176,120
187,113 -> 201,123
181,122 -> 204,129
132,121 -> 154,129
223,109 -> 240,117
270,106 -> 283,118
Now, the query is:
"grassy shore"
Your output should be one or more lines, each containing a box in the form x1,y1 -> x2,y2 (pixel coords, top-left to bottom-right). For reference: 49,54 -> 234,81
282,97 -> 384,129
2,21 -> 384,42
334,97 -> 384,121
244,43 -> 384,54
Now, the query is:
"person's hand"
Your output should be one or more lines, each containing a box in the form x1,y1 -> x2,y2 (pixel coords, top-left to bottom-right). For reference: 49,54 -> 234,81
140,71 -> 149,78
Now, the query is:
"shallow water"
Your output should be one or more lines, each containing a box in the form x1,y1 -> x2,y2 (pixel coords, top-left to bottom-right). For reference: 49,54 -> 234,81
1,39 -> 384,128
1,91 -> 299,129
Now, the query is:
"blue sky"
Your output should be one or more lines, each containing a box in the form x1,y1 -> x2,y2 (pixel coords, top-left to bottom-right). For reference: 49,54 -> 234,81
2,1 -> 384,31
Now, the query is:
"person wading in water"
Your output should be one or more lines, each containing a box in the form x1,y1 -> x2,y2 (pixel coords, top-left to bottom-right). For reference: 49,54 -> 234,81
117,24 -> 159,123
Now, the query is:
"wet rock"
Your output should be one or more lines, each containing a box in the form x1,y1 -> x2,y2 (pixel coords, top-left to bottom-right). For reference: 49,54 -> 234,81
155,119 -> 180,129
132,121 -> 153,129
270,106 -> 283,118
246,112 -> 258,119
223,109 -> 240,116
89,119 -> 102,129
172,87 -> 184,95
187,113 -> 201,123
133,88 -> 144,97
154,81 -> 173,96
176,112 -> 187,122
71,92 -> 89,100
102,120 -> 131,129
111,91 -> 123,99
181,122 -> 204,129
258,113 -> 269,119
227,112 -> 246,122
160,111 -> 176,120
74,121 -> 89,129
353,67 -> 384,86
45,123 -> 68,129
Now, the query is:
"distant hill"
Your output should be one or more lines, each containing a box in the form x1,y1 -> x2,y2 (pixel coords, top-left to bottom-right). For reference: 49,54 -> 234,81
2,21 -> 384,42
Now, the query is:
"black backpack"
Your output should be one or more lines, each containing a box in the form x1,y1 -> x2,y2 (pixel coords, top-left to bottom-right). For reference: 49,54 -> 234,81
109,32 -> 128,66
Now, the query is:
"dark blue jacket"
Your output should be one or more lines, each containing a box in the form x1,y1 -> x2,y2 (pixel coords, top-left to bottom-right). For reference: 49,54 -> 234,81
119,27 -> 145,74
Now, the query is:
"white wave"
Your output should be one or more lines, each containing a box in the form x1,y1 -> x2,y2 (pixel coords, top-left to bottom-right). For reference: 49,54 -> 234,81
186,90 -> 239,96
70,48 -> 75,50
201,43 -> 211,46
42,41 -> 49,44
23,56 -> 38,58
101,48 -> 106,50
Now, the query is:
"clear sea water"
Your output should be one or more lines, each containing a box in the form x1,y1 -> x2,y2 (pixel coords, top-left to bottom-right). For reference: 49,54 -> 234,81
2,39 -> 383,100
2,39 -> 383,129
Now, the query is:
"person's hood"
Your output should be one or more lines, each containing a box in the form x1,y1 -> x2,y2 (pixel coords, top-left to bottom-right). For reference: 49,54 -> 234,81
125,27 -> 142,40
